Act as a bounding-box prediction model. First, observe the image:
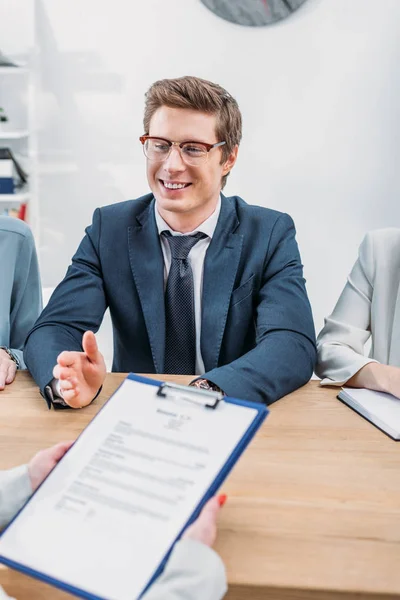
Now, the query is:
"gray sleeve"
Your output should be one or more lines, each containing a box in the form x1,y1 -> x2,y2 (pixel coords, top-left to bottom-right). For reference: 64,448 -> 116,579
9,228 -> 42,369
0,465 -> 32,530
141,539 -> 227,600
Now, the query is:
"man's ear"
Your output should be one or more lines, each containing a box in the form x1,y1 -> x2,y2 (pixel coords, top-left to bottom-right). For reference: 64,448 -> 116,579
222,145 -> 239,176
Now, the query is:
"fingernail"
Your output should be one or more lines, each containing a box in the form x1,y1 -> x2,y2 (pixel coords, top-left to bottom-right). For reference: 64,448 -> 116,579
218,494 -> 227,507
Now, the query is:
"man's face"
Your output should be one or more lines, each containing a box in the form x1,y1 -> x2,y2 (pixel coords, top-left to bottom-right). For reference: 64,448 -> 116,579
146,106 -> 237,226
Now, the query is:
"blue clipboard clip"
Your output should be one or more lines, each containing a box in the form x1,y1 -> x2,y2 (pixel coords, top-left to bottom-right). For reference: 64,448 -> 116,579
157,381 -> 223,409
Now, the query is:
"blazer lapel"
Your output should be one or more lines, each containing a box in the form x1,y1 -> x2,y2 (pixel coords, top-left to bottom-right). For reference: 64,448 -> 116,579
128,199 -> 165,372
201,196 -> 243,371
389,277 -> 400,367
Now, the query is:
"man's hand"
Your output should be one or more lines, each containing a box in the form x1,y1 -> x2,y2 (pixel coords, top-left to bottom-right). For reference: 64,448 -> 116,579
182,495 -> 227,547
0,349 -> 17,391
53,331 -> 106,408
28,440 -> 74,491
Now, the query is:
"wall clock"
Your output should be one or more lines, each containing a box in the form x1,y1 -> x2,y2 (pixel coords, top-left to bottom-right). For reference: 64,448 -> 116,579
201,0 -> 308,27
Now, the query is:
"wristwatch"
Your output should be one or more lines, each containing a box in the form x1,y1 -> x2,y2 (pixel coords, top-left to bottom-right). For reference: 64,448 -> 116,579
190,378 -> 225,395
0,346 -> 20,368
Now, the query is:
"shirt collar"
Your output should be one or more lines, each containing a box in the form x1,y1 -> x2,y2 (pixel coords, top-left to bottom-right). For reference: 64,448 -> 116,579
155,196 -> 221,238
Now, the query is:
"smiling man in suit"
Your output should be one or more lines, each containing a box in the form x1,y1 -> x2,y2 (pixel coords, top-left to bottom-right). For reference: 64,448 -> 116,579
25,76 -> 316,409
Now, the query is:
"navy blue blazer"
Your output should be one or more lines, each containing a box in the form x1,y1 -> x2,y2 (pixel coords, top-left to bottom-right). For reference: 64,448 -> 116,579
25,194 -> 316,405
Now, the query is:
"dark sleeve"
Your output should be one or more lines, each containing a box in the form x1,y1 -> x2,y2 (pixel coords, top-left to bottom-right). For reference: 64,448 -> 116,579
24,209 -> 108,395
203,213 -> 316,404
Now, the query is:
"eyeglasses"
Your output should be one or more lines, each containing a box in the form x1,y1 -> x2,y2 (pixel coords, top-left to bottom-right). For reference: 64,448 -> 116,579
139,136 -> 226,166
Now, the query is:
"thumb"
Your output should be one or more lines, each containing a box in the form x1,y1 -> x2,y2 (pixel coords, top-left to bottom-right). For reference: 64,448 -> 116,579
198,496 -> 223,526
50,440 -> 75,462
82,331 -> 100,363
182,495 -> 225,546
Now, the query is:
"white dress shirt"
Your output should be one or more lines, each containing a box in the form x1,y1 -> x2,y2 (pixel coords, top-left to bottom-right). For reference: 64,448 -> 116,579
155,197 -> 221,375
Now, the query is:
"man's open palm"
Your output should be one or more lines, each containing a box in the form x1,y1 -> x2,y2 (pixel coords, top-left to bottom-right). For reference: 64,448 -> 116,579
53,331 -> 106,408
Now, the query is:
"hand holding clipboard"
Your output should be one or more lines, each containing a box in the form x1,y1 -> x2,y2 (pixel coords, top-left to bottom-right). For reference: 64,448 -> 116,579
0,374 -> 268,600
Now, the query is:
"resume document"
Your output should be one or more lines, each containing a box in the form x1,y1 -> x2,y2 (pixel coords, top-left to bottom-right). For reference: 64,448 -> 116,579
0,377 -> 266,600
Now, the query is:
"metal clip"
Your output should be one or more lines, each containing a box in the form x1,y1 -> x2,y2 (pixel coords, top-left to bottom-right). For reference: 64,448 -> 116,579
157,382 -> 223,409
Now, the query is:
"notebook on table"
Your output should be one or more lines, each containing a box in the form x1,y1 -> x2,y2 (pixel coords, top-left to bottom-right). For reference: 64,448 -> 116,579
338,387 -> 400,440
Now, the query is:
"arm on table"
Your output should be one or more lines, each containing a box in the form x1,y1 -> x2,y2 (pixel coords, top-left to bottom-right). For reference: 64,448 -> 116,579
203,214 -> 316,404
24,209 -> 108,407
316,232 -> 380,386
0,226 -> 42,390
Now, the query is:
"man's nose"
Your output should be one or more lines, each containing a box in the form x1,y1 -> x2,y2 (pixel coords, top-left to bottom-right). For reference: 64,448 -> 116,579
163,146 -> 185,171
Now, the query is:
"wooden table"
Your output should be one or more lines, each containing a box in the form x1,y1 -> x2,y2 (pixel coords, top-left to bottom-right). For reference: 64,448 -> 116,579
1,373 -> 400,600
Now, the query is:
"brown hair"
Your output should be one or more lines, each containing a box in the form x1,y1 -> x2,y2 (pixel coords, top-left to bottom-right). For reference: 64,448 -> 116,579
143,76 -> 242,189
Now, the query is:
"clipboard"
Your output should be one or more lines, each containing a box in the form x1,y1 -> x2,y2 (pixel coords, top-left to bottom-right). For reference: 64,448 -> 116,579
0,374 -> 268,600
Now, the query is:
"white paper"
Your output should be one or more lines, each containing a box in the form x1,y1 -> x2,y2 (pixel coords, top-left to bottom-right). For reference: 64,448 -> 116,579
0,378 -> 258,600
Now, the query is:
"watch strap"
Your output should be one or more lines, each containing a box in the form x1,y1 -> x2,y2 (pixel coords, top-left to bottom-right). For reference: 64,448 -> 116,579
0,346 -> 20,368
190,378 -> 225,395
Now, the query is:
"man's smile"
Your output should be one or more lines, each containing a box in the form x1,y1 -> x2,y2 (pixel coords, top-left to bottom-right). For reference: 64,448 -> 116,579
159,179 -> 192,190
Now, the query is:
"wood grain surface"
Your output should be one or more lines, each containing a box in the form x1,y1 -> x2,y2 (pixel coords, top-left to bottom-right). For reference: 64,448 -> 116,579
1,372 -> 400,599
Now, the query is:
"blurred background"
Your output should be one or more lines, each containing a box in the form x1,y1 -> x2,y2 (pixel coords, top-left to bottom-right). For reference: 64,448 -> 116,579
1,0 -> 399,367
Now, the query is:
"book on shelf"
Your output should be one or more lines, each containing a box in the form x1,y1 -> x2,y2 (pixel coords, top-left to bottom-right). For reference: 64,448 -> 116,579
0,147 -> 28,184
1,203 -> 27,221
0,155 -> 14,193
0,147 -> 28,197
17,202 -> 27,220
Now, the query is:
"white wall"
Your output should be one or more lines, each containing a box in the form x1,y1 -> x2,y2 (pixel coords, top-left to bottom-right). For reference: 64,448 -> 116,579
2,0 -> 400,338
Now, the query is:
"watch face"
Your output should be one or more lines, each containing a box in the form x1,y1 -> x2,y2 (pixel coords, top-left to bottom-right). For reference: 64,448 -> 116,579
201,0 -> 308,27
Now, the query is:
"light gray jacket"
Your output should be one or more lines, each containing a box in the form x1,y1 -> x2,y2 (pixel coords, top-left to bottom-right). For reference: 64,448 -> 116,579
0,468 -> 227,600
316,229 -> 400,384
0,217 -> 42,369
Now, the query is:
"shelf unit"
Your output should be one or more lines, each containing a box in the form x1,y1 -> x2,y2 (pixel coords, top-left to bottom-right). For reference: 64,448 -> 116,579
0,56 -> 38,238
0,66 -> 28,74
0,130 -> 29,139
0,190 -> 29,206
